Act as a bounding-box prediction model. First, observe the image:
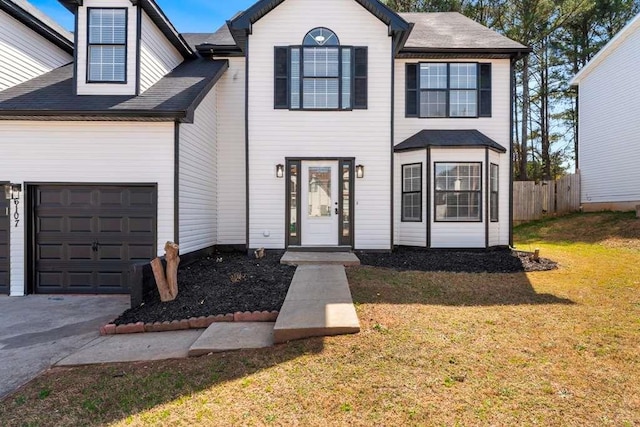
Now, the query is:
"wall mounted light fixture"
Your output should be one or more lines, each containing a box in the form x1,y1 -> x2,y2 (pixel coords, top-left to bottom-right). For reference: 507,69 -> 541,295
356,164 -> 365,179
4,183 -> 21,200
276,164 -> 285,178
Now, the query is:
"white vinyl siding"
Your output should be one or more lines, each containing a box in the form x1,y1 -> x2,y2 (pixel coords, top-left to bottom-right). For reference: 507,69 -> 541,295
430,148 -> 486,248
0,121 -> 175,296
76,0 -> 137,95
0,9 -> 72,91
247,0 -> 392,250
179,88 -> 218,254
395,58 -> 511,247
139,10 -> 183,93
394,151 -> 427,247
577,22 -> 640,207
215,57 -> 247,245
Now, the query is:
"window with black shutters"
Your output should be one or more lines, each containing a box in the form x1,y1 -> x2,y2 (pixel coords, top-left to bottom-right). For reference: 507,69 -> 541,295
402,163 -> 422,222
274,28 -> 367,110
405,62 -> 492,118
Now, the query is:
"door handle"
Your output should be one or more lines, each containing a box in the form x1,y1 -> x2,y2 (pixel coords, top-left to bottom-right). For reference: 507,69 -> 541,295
335,208 -> 339,215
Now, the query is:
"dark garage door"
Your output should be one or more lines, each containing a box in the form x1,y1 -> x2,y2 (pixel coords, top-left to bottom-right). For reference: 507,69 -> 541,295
0,191 -> 9,295
33,185 -> 157,294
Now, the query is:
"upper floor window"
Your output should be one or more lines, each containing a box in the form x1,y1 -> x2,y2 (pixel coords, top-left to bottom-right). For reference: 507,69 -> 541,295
406,62 -> 492,118
275,28 -> 367,110
88,8 -> 127,83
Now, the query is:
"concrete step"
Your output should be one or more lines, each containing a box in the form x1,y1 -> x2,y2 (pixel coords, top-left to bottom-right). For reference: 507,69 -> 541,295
188,323 -> 275,357
280,251 -> 360,266
273,265 -> 360,344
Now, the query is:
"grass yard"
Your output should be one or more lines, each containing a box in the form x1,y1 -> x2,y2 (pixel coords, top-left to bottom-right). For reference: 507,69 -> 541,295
1,212 -> 639,426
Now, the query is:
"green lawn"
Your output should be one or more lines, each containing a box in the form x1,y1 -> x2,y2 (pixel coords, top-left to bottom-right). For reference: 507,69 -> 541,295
1,212 -> 639,426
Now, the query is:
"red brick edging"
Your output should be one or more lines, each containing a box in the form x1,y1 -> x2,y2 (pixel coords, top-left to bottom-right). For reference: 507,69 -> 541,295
99,311 -> 279,336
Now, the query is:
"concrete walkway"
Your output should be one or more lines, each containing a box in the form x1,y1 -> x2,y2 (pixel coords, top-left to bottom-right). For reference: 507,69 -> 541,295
0,295 -> 129,398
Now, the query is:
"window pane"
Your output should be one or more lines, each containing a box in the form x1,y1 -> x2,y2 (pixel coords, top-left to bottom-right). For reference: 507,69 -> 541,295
303,47 -> 339,77
450,90 -> 477,117
420,63 -> 447,89
403,193 -> 421,221
290,165 -> 298,238
342,48 -> 351,109
403,165 -> 421,192
342,164 -> 350,239
89,9 -> 126,44
304,28 -> 339,46
450,63 -> 477,89
303,78 -> 339,109
434,163 -> 482,221
420,91 -> 446,117
88,46 -> 125,81
290,48 -> 300,109
308,167 -> 332,217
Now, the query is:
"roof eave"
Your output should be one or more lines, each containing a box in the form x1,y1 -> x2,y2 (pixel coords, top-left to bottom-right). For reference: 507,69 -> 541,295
132,0 -> 195,59
2,0 -> 74,54
0,109 -> 186,120
398,46 -> 531,58
394,144 -> 506,154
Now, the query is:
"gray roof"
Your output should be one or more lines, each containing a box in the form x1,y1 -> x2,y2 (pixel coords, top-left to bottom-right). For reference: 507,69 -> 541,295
394,129 -> 507,153
0,0 -> 73,53
399,12 -> 527,52
0,59 -> 228,122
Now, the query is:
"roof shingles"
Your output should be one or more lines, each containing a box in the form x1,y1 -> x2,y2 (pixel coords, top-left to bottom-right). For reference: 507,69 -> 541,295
0,59 -> 228,121
394,129 -> 507,153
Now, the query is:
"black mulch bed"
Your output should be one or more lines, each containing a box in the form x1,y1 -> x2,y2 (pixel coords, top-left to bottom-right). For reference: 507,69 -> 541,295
114,251 -> 296,325
355,248 -> 557,273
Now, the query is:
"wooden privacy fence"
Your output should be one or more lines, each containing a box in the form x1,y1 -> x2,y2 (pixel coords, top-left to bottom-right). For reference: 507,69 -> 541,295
513,172 -> 581,223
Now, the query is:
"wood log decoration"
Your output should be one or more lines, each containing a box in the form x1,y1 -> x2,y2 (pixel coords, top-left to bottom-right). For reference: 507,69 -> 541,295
151,242 -> 180,302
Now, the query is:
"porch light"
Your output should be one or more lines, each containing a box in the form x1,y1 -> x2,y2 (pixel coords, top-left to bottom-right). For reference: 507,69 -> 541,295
276,164 -> 285,178
4,183 -> 21,200
356,164 -> 365,178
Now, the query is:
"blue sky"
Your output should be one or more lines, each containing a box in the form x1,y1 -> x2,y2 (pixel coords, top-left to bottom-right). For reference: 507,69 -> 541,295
29,0 -> 256,33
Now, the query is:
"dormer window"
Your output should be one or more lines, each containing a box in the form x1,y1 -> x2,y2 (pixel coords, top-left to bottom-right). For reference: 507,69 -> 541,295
87,8 -> 127,83
274,27 -> 368,110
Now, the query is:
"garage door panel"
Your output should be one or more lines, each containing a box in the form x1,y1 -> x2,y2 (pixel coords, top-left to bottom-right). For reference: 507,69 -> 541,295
34,185 -> 157,294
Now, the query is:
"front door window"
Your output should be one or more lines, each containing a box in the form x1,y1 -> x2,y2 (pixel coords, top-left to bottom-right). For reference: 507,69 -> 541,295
301,161 -> 339,246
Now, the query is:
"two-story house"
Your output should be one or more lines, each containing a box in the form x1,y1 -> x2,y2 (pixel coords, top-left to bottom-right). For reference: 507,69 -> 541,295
0,0 -> 528,297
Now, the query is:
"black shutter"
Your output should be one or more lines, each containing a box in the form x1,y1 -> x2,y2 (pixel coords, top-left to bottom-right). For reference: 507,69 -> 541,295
406,64 -> 418,117
353,47 -> 368,109
274,47 -> 289,109
479,63 -> 492,117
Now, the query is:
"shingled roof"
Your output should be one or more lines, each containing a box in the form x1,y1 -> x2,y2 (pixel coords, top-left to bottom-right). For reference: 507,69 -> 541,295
0,58 -> 228,122
398,12 -> 528,54
394,129 -> 507,153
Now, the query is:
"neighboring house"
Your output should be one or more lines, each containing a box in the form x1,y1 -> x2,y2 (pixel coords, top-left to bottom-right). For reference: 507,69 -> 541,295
570,13 -> 640,212
0,0 -> 528,297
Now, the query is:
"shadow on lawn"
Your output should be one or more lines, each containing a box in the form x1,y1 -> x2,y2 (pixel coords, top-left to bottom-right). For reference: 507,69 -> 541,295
1,338 -> 325,426
347,267 -> 574,306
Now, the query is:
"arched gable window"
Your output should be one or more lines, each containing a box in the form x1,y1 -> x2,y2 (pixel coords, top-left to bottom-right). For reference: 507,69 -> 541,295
274,28 -> 368,110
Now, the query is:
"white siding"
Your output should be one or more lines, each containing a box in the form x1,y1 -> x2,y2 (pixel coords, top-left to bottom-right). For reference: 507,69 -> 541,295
0,9 -> 72,91
430,148 -> 486,248
394,58 -> 511,247
139,10 -> 183,93
0,121 -> 175,296
578,25 -> 640,206
488,150 -> 507,247
179,88 -> 218,254
248,0 -> 392,250
395,58 -> 511,148
394,150 -> 427,247
216,57 -> 247,245
76,0 -> 138,95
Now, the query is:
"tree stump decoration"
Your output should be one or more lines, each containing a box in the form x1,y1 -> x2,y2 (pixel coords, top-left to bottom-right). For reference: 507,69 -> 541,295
151,242 -> 180,302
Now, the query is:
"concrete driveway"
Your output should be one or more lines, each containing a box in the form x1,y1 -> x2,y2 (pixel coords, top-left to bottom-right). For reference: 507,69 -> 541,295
0,295 -> 129,399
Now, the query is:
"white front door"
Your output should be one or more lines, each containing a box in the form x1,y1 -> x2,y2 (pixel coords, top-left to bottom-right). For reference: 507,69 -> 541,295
301,161 -> 339,246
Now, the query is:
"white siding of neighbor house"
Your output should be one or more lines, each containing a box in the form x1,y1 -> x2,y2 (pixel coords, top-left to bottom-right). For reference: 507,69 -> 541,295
394,58 -> 511,247
429,148 -> 486,248
0,9 -> 72,91
179,88 -> 218,254
248,0 -> 392,250
139,10 -> 183,93
577,24 -> 640,206
0,121 -> 175,296
394,150 -> 427,247
76,0 -> 138,95
215,57 -> 247,245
